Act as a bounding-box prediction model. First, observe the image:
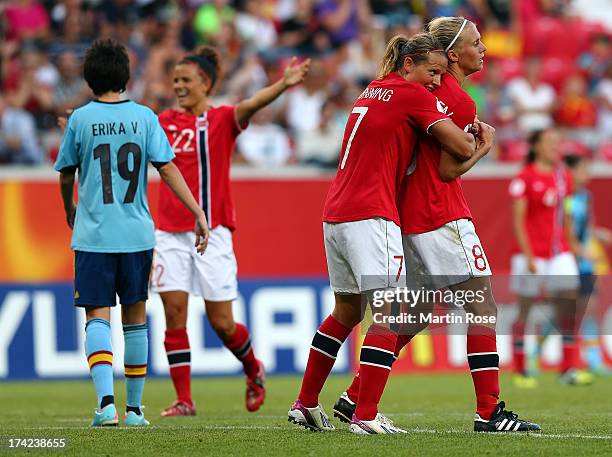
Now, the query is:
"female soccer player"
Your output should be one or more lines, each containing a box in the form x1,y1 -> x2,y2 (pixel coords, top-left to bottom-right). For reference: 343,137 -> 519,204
288,32 -> 486,434
55,39 -> 209,427
509,129 -> 591,386
152,47 -> 310,416
335,17 -> 540,433
564,154 -> 612,375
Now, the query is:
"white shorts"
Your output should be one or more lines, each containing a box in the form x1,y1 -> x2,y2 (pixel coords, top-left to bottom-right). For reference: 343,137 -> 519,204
151,227 -> 238,301
323,218 -> 405,294
510,252 -> 579,297
403,218 -> 492,290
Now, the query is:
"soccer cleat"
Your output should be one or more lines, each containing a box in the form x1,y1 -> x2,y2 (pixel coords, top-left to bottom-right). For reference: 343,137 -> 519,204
160,400 -> 197,417
246,360 -> 266,412
333,392 -> 356,423
559,368 -> 594,386
91,403 -> 119,427
349,413 -> 407,434
512,374 -> 538,389
474,401 -> 541,432
288,400 -> 335,432
124,410 -> 150,427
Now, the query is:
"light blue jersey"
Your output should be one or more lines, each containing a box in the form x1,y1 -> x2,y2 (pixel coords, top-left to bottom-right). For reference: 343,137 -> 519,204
54,100 -> 174,252
565,190 -> 592,274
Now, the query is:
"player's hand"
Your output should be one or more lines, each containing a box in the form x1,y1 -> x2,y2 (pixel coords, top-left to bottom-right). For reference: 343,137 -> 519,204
283,57 -> 311,87
57,109 -> 72,132
470,122 -> 481,137
475,121 -> 495,150
65,204 -> 76,230
194,213 -> 210,255
527,256 -> 537,274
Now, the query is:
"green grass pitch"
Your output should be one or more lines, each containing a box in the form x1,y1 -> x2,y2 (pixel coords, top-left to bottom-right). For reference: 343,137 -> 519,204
2,373 -> 611,456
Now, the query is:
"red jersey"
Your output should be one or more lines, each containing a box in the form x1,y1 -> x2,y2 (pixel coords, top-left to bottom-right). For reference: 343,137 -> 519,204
400,73 -> 474,234
157,106 -> 244,232
323,73 -> 449,225
509,164 -> 573,258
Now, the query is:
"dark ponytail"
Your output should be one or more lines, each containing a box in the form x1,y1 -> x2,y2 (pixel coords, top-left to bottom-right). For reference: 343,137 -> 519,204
526,129 -> 546,164
181,46 -> 221,94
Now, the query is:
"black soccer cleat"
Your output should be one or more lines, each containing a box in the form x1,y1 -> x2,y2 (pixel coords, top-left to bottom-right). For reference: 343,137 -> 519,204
474,401 -> 541,432
333,392 -> 356,424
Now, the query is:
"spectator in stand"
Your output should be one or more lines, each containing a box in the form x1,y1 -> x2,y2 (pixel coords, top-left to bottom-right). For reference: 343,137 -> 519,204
295,99 -> 343,168
315,0 -> 372,49
3,43 -> 54,129
285,59 -> 329,133
0,93 -> 44,164
235,107 -> 293,168
276,0 -> 330,57
4,0 -> 50,43
193,0 -> 235,45
235,0 -> 277,53
47,11 -> 92,59
595,63 -> 612,144
507,57 -> 556,135
578,33 -> 610,90
52,50 -> 89,117
555,74 -> 598,148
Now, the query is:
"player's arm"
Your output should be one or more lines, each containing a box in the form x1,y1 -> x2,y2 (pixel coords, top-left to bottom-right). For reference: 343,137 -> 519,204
512,196 -> 537,273
235,57 -> 310,126
58,168 -> 77,229
564,209 -> 582,258
156,161 -> 210,255
429,119 -> 476,161
438,121 -> 495,182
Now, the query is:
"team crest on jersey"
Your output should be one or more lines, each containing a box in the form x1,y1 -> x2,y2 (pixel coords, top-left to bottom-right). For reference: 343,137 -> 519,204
435,97 -> 454,117
196,117 -> 208,129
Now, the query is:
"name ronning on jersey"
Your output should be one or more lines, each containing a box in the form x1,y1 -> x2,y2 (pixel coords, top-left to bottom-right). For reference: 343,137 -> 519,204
358,87 -> 394,102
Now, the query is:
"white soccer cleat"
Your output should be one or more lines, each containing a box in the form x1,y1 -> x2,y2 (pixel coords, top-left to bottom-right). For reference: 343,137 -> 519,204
288,400 -> 336,432
349,412 -> 406,434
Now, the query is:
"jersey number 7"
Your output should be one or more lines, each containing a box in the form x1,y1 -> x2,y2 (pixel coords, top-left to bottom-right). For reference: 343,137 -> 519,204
340,107 -> 368,169
94,142 -> 142,204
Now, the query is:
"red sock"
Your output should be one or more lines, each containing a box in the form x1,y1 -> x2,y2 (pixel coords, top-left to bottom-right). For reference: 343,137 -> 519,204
298,315 -> 352,408
467,325 -> 500,420
512,321 -> 526,375
394,333 -> 414,357
224,323 -> 259,379
346,372 -> 360,403
346,332 -> 413,403
354,325 -> 397,421
164,328 -> 192,405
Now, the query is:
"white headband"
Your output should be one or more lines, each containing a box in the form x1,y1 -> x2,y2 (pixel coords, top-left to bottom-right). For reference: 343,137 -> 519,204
444,19 -> 468,52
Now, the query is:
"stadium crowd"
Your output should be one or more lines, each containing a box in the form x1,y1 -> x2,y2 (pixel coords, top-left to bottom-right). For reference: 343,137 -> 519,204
0,0 -> 610,167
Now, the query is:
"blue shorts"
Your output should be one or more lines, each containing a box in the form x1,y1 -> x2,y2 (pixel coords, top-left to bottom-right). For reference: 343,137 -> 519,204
74,249 -> 153,307
579,273 -> 597,297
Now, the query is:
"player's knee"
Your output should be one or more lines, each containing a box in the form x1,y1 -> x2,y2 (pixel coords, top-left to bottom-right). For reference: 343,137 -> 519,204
332,306 -> 361,329
469,296 -> 497,318
209,314 -> 235,340
164,303 -> 187,328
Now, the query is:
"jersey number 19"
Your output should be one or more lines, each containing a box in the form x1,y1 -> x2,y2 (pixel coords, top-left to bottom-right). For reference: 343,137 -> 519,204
94,142 -> 142,205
